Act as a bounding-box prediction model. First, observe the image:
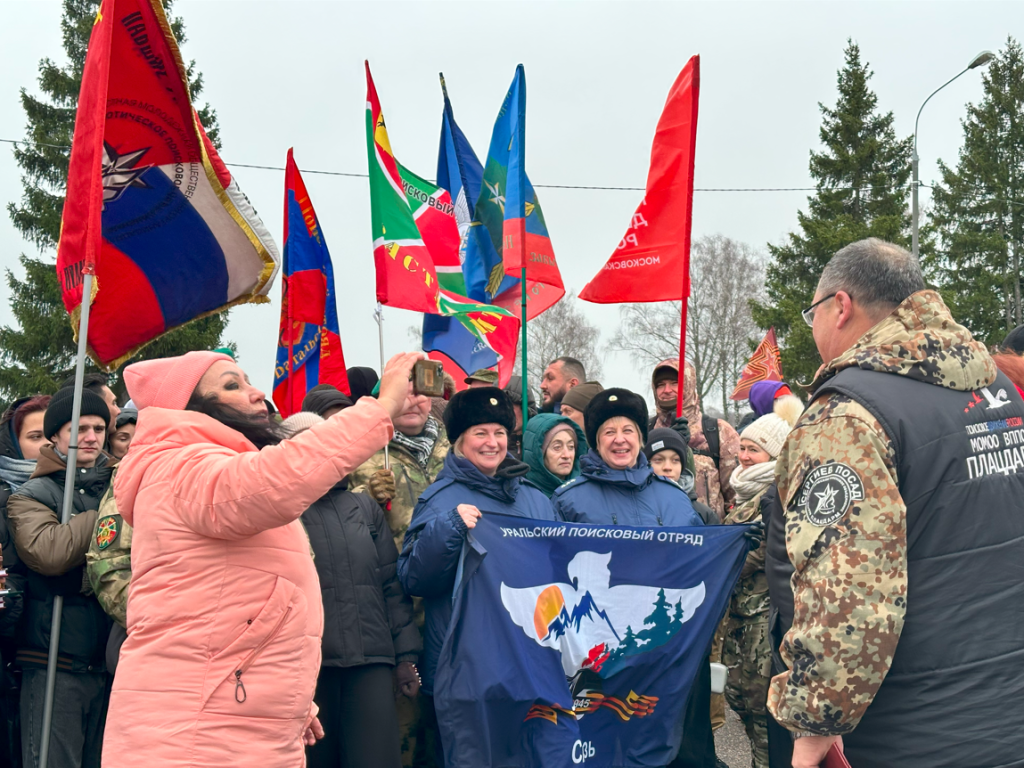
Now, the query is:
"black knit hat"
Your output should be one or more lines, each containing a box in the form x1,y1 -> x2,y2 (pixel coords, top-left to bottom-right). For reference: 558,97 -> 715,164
443,386 -> 516,444
301,385 -> 354,418
583,388 -> 649,450
643,427 -> 688,463
44,387 -> 111,440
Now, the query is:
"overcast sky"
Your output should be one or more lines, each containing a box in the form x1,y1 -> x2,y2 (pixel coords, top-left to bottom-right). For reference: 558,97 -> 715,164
0,1 -> 1018,402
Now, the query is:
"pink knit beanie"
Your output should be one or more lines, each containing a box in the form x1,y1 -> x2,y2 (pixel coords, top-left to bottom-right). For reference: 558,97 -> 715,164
124,351 -> 234,411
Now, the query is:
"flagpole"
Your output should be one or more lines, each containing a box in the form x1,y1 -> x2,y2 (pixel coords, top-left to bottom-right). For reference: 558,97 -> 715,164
520,269 -> 528,431
38,272 -> 94,768
374,301 -> 390,470
676,296 -> 688,420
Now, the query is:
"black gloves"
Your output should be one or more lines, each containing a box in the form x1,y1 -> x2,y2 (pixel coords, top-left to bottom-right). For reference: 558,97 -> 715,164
743,520 -> 765,551
670,416 -> 690,445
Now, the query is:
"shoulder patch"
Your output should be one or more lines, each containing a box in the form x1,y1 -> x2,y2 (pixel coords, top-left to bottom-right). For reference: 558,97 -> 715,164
795,463 -> 865,527
553,477 -> 581,495
96,515 -> 120,550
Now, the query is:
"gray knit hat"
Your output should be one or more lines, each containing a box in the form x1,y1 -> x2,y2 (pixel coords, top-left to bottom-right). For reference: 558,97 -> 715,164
280,411 -> 325,438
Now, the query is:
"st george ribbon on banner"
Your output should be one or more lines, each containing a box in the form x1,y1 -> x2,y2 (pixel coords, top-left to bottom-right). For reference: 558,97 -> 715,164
434,511 -> 748,768
272,150 -> 349,417
579,56 -> 700,305
57,0 -> 279,369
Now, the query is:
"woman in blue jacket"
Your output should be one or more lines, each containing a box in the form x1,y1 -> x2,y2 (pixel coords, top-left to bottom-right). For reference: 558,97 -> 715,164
397,387 -> 554,704
552,388 -> 703,527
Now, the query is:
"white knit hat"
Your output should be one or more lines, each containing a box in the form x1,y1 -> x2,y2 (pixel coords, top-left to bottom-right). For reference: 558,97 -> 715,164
280,411 -> 325,438
740,413 -> 792,459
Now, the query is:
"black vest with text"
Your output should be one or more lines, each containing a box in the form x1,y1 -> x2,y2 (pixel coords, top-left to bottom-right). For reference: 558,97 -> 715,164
776,367 -> 1024,768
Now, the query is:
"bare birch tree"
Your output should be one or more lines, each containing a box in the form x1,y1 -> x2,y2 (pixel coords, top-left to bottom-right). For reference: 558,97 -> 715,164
609,234 -> 766,421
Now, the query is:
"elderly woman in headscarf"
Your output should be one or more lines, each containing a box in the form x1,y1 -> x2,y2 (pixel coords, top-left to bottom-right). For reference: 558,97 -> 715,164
101,349 -> 421,768
521,413 -> 585,497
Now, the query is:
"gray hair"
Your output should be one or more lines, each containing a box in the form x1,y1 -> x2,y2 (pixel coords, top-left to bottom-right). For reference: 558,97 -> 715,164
818,238 -> 925,317
551,356 -> 586,382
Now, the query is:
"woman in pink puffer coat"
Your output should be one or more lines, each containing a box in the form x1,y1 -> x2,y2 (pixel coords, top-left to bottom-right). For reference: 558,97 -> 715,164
101,350 -> 420,767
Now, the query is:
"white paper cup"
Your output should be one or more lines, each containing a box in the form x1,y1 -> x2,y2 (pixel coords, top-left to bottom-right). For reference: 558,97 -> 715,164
709,662 -> 727,694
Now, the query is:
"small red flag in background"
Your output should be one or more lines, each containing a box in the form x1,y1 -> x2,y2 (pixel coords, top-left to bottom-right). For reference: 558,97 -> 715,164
579,56 -> 700,304
730,328 -> 783,401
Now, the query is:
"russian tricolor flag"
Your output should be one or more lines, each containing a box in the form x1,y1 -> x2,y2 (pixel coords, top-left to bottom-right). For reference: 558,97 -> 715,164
57,0 -> 279,370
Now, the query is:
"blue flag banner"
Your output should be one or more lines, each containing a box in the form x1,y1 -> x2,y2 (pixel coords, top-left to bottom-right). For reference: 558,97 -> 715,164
434,513 -> 749,768
423,76 -> 503,375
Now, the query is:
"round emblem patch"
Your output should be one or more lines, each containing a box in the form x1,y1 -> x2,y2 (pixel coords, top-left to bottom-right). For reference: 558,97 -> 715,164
796,463 -> 865,527
96,516 -> 119,550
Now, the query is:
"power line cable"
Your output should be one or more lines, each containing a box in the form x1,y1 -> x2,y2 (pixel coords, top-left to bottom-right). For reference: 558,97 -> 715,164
0,137 -> 909,194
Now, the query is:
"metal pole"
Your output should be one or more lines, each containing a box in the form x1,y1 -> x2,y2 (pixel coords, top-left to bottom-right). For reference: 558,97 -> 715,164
39,272 -> 93,768
374,302 -> 390,470
911,149 -> 920,259
912,66 -> 970,259
676,296 -> 688,420
520,268 -> 528,432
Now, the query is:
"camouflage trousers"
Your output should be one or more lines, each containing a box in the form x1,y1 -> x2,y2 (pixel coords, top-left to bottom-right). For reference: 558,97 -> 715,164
396,689 -> 439,767
723,613 -> 771,768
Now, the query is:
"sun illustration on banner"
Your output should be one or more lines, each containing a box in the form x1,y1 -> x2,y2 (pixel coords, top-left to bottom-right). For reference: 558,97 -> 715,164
101,142 -> 152,207
502,551 -> 705,720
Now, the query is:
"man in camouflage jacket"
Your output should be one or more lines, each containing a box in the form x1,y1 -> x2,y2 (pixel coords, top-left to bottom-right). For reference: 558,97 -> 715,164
86,480 -> 130,629
768,238 -> 1024,768
347,384 -> 448,767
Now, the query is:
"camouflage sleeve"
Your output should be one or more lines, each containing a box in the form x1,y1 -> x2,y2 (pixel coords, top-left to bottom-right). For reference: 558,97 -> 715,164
85,486 -> 133,629
767,395 -> 907,736
717,420 -> 740,507
347,451 -> 385,497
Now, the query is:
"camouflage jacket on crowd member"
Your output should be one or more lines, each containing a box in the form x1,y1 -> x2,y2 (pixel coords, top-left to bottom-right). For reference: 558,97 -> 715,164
86,479 -> 131,629
348,419 -> 449,553
722,487 -> 769,618
767,290 -> 996,737
651,359 -> 739,519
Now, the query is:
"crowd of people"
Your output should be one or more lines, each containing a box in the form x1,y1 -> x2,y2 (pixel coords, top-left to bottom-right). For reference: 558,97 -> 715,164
0,236 -> 1022,768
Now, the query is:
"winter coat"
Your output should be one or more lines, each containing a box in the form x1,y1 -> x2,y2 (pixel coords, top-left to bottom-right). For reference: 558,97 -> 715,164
6,446 -> 113,672
722,486 -> 770,618
348,422 -> 449,553
552,450 -> 703,527
652,360 -> 741,519
301,480 -> 420,668
85,478 -> 132,629
102,399 -> 394,768
0,405 -> 35,640
398,451 -> 555,694
521,413 -> 586,497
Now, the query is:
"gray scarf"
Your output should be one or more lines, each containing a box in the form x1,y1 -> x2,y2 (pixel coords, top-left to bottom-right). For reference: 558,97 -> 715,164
0,454 -> 35,491
392,417 -> 440,469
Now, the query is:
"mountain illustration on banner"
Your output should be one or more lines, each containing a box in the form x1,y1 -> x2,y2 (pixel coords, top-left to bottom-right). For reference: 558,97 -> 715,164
501,551 -> 706,712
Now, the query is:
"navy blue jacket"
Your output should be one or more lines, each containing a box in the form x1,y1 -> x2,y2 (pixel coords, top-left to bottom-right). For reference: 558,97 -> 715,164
397,451 -> 555,693
552,450 -> 703,527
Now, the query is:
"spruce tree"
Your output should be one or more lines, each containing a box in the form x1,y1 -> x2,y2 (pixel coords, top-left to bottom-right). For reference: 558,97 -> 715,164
751,41 -> 912,385
2,0 -> 227,401
926,38 -> 1024,346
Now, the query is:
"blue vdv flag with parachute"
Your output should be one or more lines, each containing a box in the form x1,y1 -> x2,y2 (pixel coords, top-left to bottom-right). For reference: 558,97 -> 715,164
422,75 -> 509,376
433,512 -> 749,768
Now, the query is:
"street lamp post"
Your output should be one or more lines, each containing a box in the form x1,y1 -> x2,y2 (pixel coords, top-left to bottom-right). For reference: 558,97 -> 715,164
912,50 -> 995,259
